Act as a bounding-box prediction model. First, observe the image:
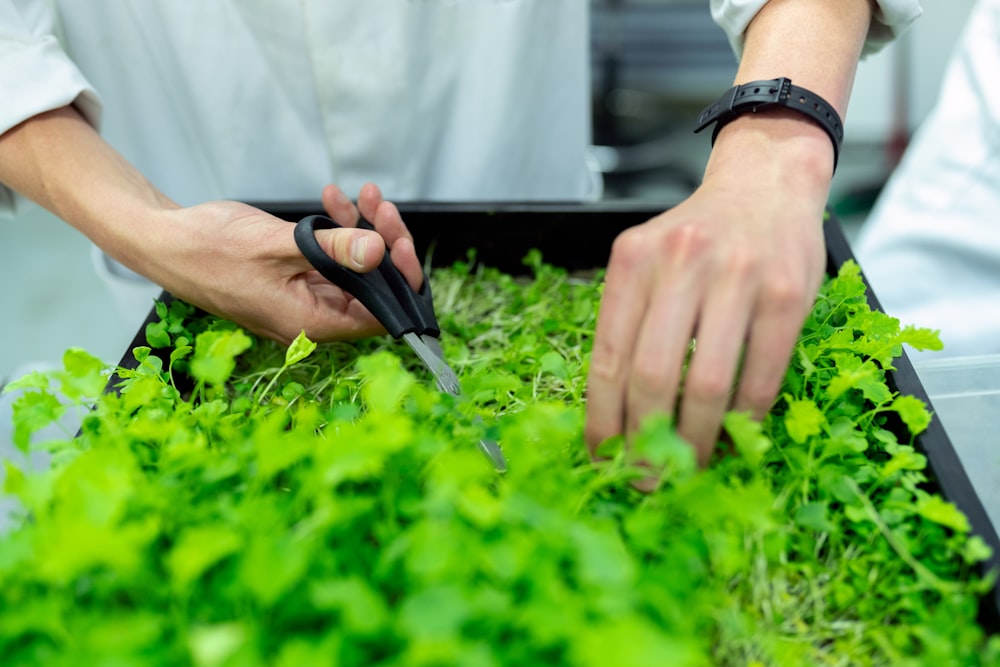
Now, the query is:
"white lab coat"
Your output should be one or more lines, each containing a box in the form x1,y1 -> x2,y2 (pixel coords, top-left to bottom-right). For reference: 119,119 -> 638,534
2,1 -> 597,209
1,0 -> 922,211
854,0 -> 1000,358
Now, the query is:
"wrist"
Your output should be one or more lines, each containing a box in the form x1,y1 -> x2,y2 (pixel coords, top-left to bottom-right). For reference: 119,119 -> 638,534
703,109 -> 836,198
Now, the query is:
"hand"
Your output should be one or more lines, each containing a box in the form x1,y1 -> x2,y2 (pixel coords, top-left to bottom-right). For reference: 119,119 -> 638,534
584,124 -> 829,468
136,182 -> 423,345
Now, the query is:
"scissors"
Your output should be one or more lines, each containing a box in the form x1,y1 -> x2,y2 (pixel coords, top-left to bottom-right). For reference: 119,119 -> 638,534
293,214 -> 508,473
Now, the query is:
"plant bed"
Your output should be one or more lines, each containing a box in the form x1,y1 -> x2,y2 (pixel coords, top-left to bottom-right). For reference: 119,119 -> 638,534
2,205 -> 999,666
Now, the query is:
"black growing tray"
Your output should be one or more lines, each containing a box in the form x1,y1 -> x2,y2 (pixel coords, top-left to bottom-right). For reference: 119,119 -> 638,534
111,201 -> 1000,630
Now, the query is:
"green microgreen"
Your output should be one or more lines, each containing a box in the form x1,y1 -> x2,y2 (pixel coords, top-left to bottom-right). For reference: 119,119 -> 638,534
1,256 -> 998,666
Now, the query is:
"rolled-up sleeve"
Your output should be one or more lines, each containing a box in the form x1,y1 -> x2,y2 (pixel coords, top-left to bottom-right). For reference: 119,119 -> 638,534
711,0 -> 924,59
0,0 -> 102,215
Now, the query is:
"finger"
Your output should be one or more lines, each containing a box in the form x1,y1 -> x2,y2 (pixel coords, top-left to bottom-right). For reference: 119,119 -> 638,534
356,182 -> 384,223
362,184 -> 415,248
624,272 -> 700,437
732,280 -> 813,422
676,272 -> 754,465
321,184 -> 361,227
584,229 -> 653,457
313,227 -> 386,273
370,200 -> 423,291
389,235 -> 424,292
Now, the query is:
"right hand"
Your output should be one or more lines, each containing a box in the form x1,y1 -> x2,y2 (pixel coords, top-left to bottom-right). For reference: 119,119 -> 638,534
123,182 -> 423,345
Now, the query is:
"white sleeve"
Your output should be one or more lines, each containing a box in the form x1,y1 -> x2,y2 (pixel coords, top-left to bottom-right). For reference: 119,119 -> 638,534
710,0 -> 924,60
0,0 -> 102,215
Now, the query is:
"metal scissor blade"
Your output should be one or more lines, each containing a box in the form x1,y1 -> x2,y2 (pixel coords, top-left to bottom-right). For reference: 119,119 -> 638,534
476,435 -> 508,473
403,332 -> 461,396
402,332 -> 508,473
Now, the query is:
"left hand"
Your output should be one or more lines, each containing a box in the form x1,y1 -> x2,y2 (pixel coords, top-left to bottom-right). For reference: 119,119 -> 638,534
584,119 -> 830,467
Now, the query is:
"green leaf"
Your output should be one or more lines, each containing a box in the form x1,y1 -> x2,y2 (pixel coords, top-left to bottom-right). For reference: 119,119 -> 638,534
357,351 -> 415,413
167,524 -> 243,591
399,584 -> 469,639
963,535 -> 993,564
239,535 -> 309,607
2,369 -> 49,394
170,345 -> 193,365
310,577 -> 390,635
189,623 -> 248,667
826,353 -> 891,405
280,381 -> 306,401
284,330 -> 317,366
539,351 -> 569,381
783,397 -> 826,444
190,329 -> 253,386
723,411 -> 771,466
898,325 -> 944,352
570,618 -> 704,667
10,390 -> 64,452
274,636 -> 341,667
630,413 -> 695,481
464,367 -> 521,404
824,417 -> 869,456
145,319 -> 171,348
890,394 -> 932,435
881,443 -> 927,479
132,345 -> 152,364
795,501 -> 837,533
57,347 -> 108,400
916,495 -> 970,533
571,523 -> 636,589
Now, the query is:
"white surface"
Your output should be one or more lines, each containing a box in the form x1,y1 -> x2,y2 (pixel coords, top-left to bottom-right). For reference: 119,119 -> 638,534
0,203 -> 146,381
847,0 -> 976,141
913,354 -> 1000,534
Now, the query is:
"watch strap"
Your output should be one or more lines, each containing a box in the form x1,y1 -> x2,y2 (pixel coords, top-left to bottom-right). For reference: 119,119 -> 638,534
694,78 -> 844,171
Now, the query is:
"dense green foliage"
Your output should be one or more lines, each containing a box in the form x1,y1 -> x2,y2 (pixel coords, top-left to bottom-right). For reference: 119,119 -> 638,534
1,253 -> 998,666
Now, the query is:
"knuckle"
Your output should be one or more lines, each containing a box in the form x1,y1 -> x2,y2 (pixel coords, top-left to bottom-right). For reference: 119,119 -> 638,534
683,369 -> 732,405
608,227 -> 648,269
610,222 -> 717,274
328,230 -> 352,260
630,363 -> 670,397
628,360 -> 682,407
737,379 -> 779,414
588,342 -> 626,386
659,223 -> 710,265
725,246 -> 762,281
762,277 -> 808,312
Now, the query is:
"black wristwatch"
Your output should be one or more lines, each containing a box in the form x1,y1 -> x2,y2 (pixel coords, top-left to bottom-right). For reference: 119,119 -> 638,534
694,77 -> 844,171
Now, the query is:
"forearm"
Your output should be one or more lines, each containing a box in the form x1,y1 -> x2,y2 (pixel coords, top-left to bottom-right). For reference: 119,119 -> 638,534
0,105 -> 178,270
708,0 -> 874,188
738,0 -> 873,112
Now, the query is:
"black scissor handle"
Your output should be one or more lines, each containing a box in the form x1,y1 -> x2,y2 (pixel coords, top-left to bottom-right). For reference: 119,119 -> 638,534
293,214 -> 439,339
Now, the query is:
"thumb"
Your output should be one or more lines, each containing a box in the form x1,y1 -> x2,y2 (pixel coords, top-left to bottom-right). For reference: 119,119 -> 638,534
316,227 -> 386,272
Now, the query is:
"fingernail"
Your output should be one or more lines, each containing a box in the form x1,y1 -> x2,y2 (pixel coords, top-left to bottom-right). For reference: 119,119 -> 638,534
350,236 -> 368,268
